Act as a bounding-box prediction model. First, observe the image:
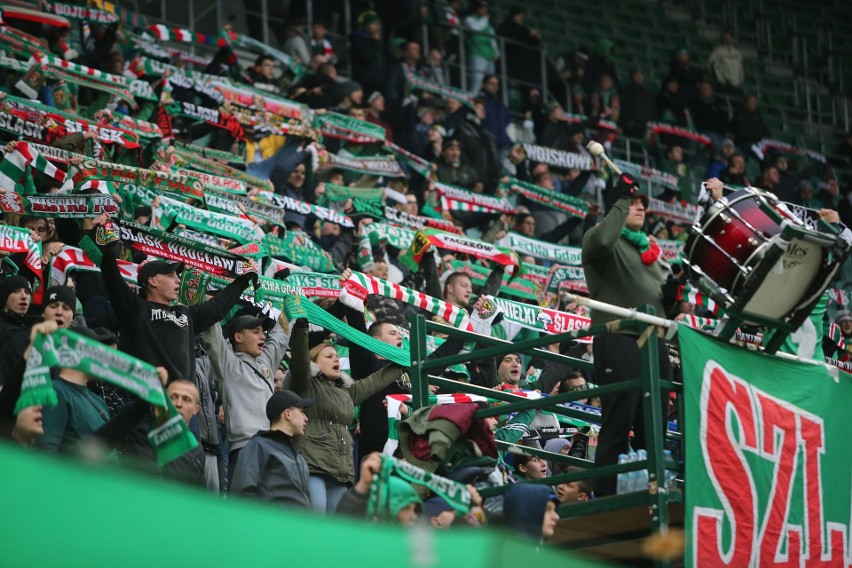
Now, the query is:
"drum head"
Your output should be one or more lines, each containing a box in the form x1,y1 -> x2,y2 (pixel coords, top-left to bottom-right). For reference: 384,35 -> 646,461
741,237 -> 823,320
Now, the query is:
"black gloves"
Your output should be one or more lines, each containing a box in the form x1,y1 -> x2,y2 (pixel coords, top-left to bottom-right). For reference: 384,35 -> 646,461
604,173 -> 641,212
661,275 -> 684,318
273,268 -> 291,281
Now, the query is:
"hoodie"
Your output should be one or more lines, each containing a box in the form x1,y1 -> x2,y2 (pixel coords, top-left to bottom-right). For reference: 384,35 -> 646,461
503,484 -> 559,540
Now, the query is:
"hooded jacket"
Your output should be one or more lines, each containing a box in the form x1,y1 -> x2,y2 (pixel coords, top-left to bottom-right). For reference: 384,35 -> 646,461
503,484 -> 558,540
287,318 -> 409,483
230,429 -> 311,508
201,320 -> 290,451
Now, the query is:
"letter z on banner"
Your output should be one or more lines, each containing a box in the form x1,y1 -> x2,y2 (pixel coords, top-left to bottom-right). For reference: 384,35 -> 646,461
678,324 -> 850,567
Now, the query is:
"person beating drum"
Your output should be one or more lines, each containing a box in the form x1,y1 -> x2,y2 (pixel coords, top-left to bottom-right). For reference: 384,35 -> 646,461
581,173 -> 681,496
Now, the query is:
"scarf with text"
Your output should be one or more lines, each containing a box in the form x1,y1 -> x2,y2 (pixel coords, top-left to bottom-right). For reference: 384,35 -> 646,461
16,328 -> 197,465
386,142 -> 433,178
496,232 -> 583,265
168,149 -> 274,192
314,111 -> 386,144
425,228 -> 518,271
256,190 -> 355,229
323,152 -> 405,178
31,52 -> 157,102
520,144 -> 595,171
645,197 -> 701,223
405,70 -> 474,107
70,158 -> 204,199
205,189 -> 285,227
442,259 -> 540,303
0,225 -> 43,302
613,159 -> 679,191
172,141 -> 243,165
45,2 -> 118,22
152,195 -> 261,244
382,205 -> 460,234
0,192 -> 118,218
368,454 -> 471,520
318,183 -> 385,218
482,295 -> 590,335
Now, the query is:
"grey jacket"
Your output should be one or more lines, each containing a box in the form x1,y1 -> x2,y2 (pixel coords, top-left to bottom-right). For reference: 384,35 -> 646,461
193,342 -> 219,449
201,320 -> 290,451
230,429 -> 311,508
288,318 -> 408,483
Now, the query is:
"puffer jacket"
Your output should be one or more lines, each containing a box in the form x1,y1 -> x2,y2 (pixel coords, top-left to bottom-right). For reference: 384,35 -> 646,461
288,318 -> 407,483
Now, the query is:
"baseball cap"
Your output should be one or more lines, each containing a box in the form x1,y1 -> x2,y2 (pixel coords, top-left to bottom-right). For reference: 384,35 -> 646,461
266,390 -> 315,421
225,314 -> 271,342
137,260 -> 184,288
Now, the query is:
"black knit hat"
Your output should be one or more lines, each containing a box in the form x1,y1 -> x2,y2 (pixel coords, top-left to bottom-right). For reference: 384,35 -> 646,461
43,286 -> 78,316
0,275 -> 32,309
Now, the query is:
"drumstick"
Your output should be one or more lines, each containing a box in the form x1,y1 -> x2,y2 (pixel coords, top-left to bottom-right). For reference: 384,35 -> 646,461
586,141 -> 623,175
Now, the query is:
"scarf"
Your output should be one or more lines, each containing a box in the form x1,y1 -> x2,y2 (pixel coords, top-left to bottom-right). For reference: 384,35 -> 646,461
520,143 -> 595,171
357,221 -> 418,271
93,220 -> 253,279
339,271 -> 473,332
0,141 -> 65,195
31,52 -> 156,103
171,166 -> 247,195
613,159 -> 680,191
500,178 -> 588,218
206,190 -> 285,227
482,295 -> 590,335
368,455 -> 471,520
322,152 -> 405,178
257,191 -> 355,229
263,231 -> 337,273
0,193 -> 118,218
49,246 -> 138,287
173,141 -> 243,165
224,30 -> 305,78
314,111 -> 386,144
319,183 -> 385,218
496,232 -> 583,265
405,70 -> 473,108
424,229 -> 518,272
0,109 -> 50,142
620,227 -> 661,265
152,195 -> 262,244
828,288 -> 849,307
70,158 -> 204,199
0,225 -> 43,302
22,142 -> 85,165
382,206 -> 460,234
545,264 -> 586,296
45,2 -> 118,22
434,181 -> 515,215
677,283 -> 722,317
657,239 -> 684,263
16,328 -> 197,465
386,142 -> 432,178
169,149 -> 274,193
646,122 -> 712,147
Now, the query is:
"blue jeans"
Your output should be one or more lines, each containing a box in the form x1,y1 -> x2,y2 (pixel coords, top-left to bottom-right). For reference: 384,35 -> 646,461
469,56 -> 495,94
308,474 -> 349,514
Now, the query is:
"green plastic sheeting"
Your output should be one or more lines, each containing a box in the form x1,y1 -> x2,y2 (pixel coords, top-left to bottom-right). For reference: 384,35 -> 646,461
0,442 -> 605,567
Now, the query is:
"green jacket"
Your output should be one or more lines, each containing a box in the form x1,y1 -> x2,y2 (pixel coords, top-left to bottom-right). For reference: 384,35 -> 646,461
581,198 -> 667,330
288,319 -> 408,483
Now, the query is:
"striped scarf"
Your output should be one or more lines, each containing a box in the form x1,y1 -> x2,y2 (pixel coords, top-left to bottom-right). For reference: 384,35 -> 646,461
677,283 -> 722,316
434,181 -> 515,214
49,246 -> 138,287
339,271 -> 473,332
0,141 -> 65,194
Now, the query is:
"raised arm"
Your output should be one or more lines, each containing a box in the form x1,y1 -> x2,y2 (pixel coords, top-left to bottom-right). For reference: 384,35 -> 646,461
349,364 -> 409,406
199,322 -> 244,385
256,317 -> 291,375
190,272 -> 258,332
582,197 -> 630,261
80,215 -> 138,320
287,318 -> 312,396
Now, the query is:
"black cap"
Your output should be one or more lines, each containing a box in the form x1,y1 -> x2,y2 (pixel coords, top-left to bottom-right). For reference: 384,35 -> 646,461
266,390 -> 315,421
134,206 -> 152,220
225,314 -> 269,343
43,285 -> 77,315
137,260 -> 184,288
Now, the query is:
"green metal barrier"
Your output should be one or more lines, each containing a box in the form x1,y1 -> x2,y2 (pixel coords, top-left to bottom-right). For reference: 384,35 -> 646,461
407,308 -> 682,559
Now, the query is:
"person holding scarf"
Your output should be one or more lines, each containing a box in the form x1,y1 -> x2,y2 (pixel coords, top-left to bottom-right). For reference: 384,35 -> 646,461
581,173 -> 677,496
285,307 -> 411,515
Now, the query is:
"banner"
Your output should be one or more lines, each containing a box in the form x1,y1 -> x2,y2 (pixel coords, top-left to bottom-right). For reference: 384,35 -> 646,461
484,295 -> 590,335
680,324 -> 851,567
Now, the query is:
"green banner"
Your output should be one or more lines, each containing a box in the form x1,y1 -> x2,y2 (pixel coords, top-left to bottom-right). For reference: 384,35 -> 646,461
680,324 -> 851,566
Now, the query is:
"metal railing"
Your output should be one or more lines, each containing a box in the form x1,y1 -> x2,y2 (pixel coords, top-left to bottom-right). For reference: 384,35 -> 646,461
407,307 -> 682,557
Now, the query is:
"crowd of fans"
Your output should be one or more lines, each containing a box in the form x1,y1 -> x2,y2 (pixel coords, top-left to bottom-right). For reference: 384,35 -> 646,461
0,0 -> 850,550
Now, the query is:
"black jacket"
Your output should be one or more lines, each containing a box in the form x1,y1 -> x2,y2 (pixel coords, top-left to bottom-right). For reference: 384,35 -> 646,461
230,429 -> 312,508
94,239 -> 254,382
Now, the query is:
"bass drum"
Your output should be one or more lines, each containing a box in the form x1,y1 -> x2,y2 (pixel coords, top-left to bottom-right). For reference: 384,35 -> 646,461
685,188 -> 821,320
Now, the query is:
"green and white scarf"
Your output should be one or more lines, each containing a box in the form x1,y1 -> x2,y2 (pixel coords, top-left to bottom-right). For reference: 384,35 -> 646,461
339,270 -> 473,332
256,190 -> 355,229
0,140 -> 66,194
405,70 -> 473,108
646,196 -> 701,223
319,183 -> 385,218
496,232 -> 583,265
545,264 -> 586,296
16,328 -> 197,465
314,111 -> 386,143
434,181 -> 515,214
367,455 -> 471,520
70,158 -> 204,199
263,231 -> 337,273
386,142 -> 433,178
442,259 -> 539,302
383,204 -> 460,233
45,2 -> 118,23
424,228 -> 518,270
206,190 -> 286,228
170,149 -> 274,192
152,195 -> 262,244
173,141 -> 243,165
501,177 -> 588,218
323,153 -> 405,178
